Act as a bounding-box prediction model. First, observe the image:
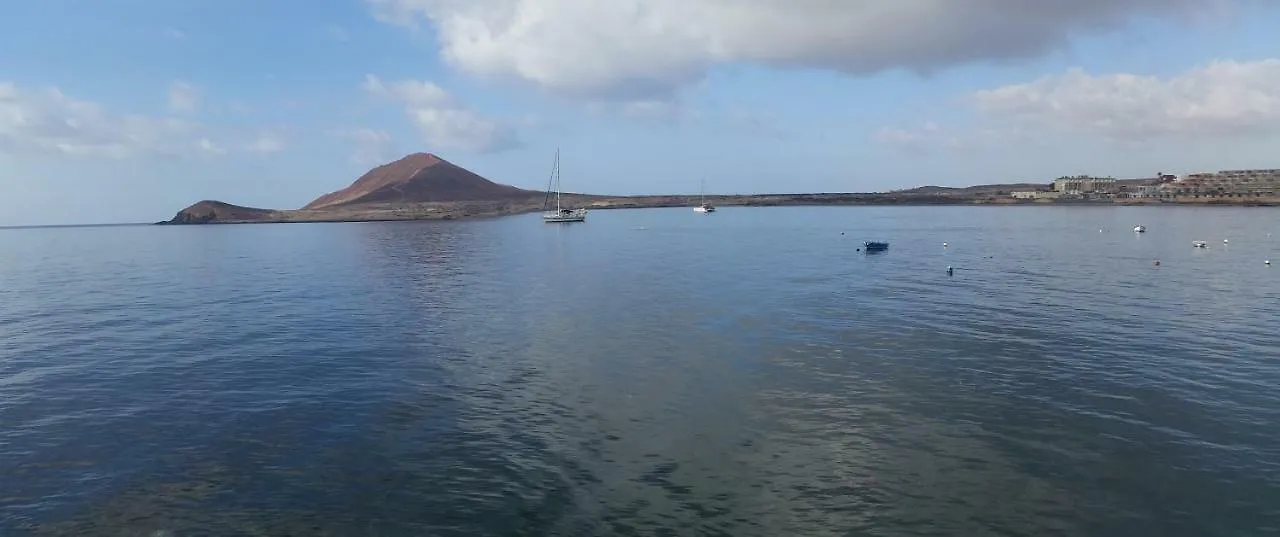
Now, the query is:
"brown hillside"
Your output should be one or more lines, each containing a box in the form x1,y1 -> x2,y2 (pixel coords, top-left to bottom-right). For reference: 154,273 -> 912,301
165,200 -> 277,224
303,153 -> 535,209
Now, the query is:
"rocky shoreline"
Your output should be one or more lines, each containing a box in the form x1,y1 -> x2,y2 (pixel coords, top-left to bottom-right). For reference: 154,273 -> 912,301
158,193 -> 1278,225
157,153 -> 1276,225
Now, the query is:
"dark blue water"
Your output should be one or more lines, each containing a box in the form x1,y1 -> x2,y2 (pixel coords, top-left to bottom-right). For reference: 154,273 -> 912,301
2,206 -> 1279,536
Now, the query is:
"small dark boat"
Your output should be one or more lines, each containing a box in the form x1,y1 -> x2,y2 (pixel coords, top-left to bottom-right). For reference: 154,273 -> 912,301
863,241 -> 889,252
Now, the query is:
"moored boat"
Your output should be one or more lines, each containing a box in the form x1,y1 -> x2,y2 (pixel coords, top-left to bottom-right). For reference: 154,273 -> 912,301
693,179 -> 715,213
541,148 -> 587,223
863,241 -> 889,252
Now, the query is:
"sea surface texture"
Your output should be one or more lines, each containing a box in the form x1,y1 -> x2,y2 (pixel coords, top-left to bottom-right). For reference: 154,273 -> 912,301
2,206 -> 1278,536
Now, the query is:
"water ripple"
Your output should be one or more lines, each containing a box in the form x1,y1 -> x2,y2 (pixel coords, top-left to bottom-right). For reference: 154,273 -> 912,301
2,208 -> 1279,536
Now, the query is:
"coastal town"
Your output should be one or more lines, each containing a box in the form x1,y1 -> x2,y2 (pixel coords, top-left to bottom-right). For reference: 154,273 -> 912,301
1011,168 -> 1280,201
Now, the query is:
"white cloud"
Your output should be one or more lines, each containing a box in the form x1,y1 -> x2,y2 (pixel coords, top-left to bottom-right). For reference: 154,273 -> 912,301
197,138 -> 226,156
363,74 -> 517,152
168,81 -> 200,113
584,98 -> 692,123
970,59 -> 1280,142
0,82 -> 209,159
248,131 -> 286,154
328,127 -> 396,165
874,121 -> 974,153
366,0 -> 1231,98
362,74 -> 451,107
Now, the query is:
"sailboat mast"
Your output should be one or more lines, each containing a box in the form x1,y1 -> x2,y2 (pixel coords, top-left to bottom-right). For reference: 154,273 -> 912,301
554,148 -> 562,212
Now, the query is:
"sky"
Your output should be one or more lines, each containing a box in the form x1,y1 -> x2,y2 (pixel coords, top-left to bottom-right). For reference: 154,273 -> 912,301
2,0 -> 1279,225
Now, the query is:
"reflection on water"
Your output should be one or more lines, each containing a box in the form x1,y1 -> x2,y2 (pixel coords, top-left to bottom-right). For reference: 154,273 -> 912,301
2,206 -> 1280,536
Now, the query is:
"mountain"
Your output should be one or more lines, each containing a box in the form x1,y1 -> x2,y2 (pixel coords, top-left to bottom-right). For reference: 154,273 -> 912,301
302,152 -> 535,210
162,153 -> 546,224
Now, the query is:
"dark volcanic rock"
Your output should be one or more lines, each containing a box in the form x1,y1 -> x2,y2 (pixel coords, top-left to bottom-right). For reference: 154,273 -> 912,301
163,200 -> 276,224
303,153 -> 535,209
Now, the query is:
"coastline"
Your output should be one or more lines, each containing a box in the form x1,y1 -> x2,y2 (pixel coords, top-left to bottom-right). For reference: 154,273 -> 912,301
157,193 -> 1279,225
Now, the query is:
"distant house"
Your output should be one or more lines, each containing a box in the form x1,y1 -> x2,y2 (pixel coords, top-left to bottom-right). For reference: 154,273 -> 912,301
1053,176 -> 1118,195
1131,185 -> 1162,198
1010,190 -> 1061,200
1168,169 -> 1280,197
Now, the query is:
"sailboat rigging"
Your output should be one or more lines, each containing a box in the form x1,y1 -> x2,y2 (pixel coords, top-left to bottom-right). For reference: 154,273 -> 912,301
542,148 -> 587,223
693,178 -> 716,213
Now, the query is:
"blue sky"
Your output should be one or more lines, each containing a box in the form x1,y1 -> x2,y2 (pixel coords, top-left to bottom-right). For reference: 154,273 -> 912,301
2,0 -> 1279,225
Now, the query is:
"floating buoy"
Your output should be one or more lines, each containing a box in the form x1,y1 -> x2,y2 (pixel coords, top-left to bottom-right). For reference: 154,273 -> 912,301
1267,260 -> 1272,266
1224,239 -> 1230,244
947,265 -> 954,276
943,242 -> 948,247
1154,259 -> 1161,266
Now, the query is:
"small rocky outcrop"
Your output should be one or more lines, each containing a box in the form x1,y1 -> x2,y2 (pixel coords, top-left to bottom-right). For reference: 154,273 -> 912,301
162,200 -> 277,224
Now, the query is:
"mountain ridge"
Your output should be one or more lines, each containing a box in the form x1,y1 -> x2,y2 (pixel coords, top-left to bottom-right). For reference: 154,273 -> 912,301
302,152 -> 535,210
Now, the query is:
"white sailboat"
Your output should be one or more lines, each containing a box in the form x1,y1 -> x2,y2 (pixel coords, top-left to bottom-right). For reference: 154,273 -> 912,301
542,148 -> 587,223
693,178 -> 715,213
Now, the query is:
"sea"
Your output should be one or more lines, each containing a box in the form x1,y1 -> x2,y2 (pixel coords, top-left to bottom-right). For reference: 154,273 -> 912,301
1,206 -> 1278,536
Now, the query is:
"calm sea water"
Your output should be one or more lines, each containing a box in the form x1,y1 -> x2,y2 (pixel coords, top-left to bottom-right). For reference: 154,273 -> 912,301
2,206 -> 1279,536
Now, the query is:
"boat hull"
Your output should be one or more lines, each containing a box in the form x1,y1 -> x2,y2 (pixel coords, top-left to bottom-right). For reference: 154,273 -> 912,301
863,241 -> 889,252
543,209 -> 587,223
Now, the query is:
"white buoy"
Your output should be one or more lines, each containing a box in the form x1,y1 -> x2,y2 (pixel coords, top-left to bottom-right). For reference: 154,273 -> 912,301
943,242 -> 948,247
1267,260 -> 1272,266
947,265 -> 954,276
1224,239 -> 1229,244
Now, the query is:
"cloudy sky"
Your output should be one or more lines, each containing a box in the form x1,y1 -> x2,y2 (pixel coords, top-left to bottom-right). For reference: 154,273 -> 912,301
2,0 -> 1279,225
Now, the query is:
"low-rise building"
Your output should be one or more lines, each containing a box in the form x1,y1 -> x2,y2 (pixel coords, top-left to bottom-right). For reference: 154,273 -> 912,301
1165,169 -> 1280,197
1126,184 -> 1163,198
1011,190 -> 1061,200
1053,176 -> 1118,195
